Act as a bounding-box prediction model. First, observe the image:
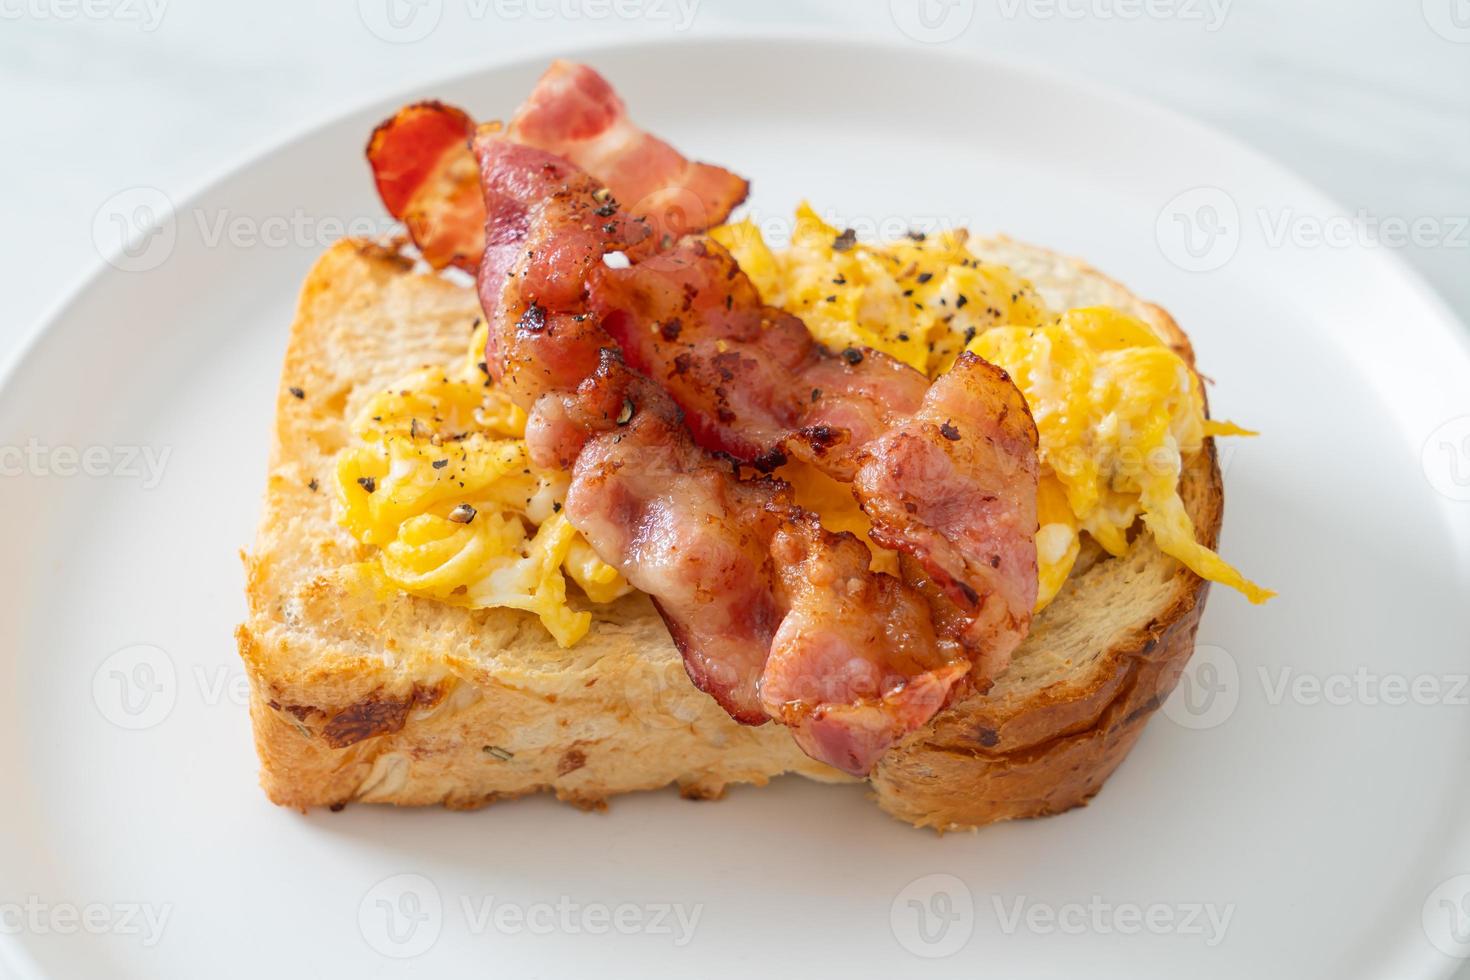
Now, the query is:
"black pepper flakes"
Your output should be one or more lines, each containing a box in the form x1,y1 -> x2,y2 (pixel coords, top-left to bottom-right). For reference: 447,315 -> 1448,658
307,478 -> 319,492
518,303 -> 547,333
832,228 -> 858,252
841,348 -> 864,366
448,503 -> 476,524
940,421 -> 961,441
432,459 -> 449,470
356,476 -> 376,494
811,388 -> 822,402
916,272 -> 933,284
956,294 -> 970,309
288,386 -> 305,400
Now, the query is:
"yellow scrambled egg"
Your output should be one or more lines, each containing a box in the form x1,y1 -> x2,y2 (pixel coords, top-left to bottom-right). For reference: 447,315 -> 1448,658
336,205 -> 1269,648
333,321 -> 631,648
713,204 -> 1273,610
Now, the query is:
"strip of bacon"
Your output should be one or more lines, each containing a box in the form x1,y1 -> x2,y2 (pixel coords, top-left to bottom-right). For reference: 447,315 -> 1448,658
854,353 -> 1040,673
507,60 -> 749,247
365,61 -> 747,272
548,351 -> 969,774
588,235 -> 930,474
471,130 -> 970,775
586,233 -> 1040,673
366,102 -> 485,273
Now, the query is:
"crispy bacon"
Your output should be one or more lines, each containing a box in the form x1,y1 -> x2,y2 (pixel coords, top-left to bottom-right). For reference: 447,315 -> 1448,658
854,353 -> 1040,675
507,60 -> 749,246
550,352 -> 968,772
471,132 -> 972,775
588,236 -> 930,472
471,131 -> 652,404
586,234 -> 1040,666
365,61 -> 747,272
366,102 -> 483,273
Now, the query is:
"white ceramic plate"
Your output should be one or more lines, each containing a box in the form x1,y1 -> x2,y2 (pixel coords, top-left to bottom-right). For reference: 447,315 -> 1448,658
2,34 -> 1468,980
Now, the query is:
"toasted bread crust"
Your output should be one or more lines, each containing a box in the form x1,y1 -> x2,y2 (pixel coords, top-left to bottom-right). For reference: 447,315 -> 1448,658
238,236 -> 1222,828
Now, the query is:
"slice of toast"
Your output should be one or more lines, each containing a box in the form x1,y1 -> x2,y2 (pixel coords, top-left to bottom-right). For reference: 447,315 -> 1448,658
237,237 -> 1220,829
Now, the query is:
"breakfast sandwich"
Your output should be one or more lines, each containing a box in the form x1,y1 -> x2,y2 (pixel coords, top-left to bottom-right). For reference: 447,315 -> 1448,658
237,60 -> 1269,829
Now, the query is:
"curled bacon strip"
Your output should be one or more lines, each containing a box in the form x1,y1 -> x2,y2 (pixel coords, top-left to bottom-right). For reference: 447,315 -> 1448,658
589,236 -> 930,472
471,131 -> 969,776
855,353 -> 1040,671
551,352 -> 968,774
365,61 -> 747,272
586,234 -> 1040,673
366,102 -> 483,272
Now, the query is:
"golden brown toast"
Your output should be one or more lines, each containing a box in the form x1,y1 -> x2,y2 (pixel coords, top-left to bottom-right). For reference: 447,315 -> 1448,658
237,237 -> 1220,829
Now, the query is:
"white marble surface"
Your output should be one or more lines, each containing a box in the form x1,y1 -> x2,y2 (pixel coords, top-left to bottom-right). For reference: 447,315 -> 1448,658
2,0 -> 1467,355
1,2 -> 1468,975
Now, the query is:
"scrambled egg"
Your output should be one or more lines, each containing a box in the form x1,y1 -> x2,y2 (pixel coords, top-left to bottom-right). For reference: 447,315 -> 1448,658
336,204 -> 1270,649
333,322 -> 632,647
713,205 -> 1273,610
